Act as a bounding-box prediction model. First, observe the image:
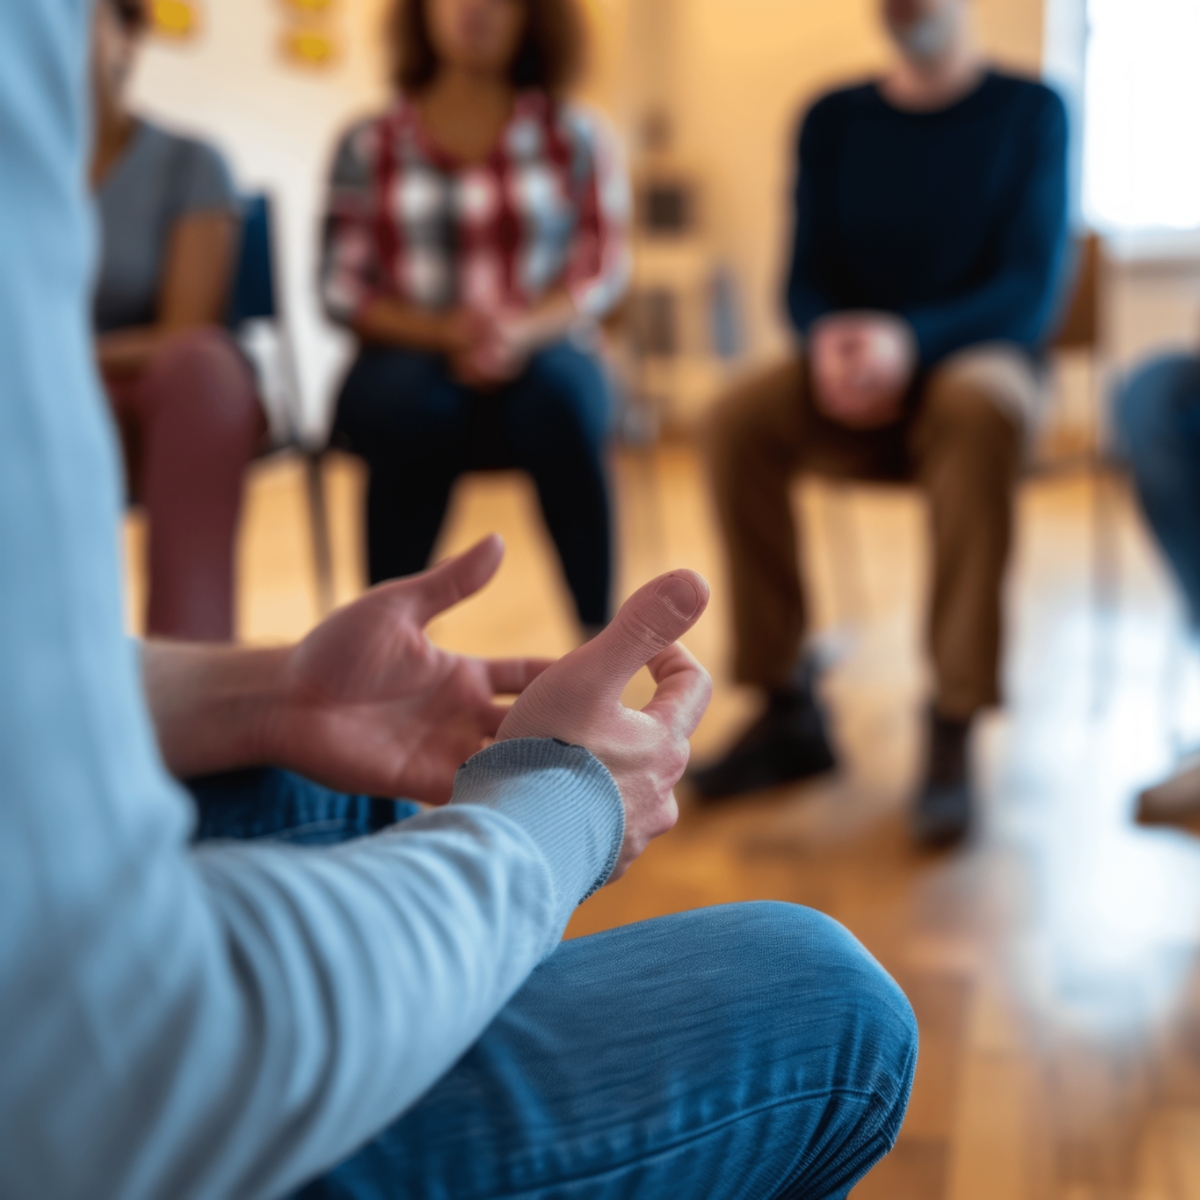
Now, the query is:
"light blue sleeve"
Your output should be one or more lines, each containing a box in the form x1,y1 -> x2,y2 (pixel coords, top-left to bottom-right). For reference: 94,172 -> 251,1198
0,4 -> 624,1199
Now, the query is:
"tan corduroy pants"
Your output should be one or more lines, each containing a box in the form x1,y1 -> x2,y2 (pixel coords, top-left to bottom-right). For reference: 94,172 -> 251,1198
707,343 -> 1039,720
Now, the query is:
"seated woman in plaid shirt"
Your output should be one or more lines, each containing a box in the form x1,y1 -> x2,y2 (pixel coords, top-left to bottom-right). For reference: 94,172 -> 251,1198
320,0 -> 630,634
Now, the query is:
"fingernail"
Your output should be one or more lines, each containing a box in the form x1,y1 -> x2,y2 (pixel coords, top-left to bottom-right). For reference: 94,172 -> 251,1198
656,573 -> 700,619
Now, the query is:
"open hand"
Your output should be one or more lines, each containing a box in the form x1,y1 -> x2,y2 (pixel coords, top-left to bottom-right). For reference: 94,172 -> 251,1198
263,536 -> 550,803
810,311 -> 916,429
497,570 -> 713,880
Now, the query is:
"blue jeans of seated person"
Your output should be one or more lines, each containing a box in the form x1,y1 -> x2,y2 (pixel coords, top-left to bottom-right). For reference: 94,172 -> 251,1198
333,340 -> 613,628
188,769 -> 918,1200
1116,353 -> 1200,625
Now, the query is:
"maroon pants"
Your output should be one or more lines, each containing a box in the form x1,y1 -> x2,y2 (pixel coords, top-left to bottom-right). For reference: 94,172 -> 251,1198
107,327 -> 263,641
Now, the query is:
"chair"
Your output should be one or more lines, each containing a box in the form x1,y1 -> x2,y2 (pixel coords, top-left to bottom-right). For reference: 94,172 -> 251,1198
1039,234 -> 1128,708
228,193 -> 335,616
1033,232 -> 1108,472
119,195 -> 335,622
1049,233 -> 1103,356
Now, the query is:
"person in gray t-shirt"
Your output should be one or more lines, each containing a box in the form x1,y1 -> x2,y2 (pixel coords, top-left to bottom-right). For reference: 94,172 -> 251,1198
92,0 -> 263,641
94,120 -> 237,335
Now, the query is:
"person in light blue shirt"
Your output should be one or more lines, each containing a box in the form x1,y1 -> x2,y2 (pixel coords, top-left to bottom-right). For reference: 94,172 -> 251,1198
0,2 -> 917,1198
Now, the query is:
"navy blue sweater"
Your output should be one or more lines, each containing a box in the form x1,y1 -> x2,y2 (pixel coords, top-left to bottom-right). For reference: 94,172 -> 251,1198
786,71 -> 1070,366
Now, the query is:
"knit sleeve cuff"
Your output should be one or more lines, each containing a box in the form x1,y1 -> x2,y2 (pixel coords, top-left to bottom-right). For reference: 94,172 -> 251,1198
450,738 -> 624,931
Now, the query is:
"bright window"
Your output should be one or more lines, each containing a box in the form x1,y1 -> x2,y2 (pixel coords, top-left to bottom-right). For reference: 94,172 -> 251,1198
1083,0 -> 1200,232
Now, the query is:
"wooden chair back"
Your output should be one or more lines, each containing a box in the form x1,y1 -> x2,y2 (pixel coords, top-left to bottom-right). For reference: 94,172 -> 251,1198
1050,232 -> 1103,352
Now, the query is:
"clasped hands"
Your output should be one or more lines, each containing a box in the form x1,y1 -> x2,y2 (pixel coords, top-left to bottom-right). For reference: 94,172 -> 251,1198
809,310 -> 917,429
145,535 -> 712,883
443,307 -> 540,388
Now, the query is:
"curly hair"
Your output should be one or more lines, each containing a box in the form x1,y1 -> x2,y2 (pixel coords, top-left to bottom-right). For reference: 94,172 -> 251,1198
389,0 -> 585,97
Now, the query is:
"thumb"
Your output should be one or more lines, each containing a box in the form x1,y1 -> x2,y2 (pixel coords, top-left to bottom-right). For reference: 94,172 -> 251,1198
576,570 -> 710,695
406,534 -> 505,625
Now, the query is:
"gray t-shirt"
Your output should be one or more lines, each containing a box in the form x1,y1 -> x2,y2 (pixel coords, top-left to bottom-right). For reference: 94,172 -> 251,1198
93,119 -> 237,333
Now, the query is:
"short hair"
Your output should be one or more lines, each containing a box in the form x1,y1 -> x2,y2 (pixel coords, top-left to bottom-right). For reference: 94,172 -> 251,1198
108,0 -> 149,33
389,0 -> 585,97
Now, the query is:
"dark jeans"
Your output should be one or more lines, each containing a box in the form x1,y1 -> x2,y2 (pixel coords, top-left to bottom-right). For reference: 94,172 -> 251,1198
334,340 -> 614,627
188,767 -> 419,843
1115,352 -> 1200,625
188,769 -> 918,1199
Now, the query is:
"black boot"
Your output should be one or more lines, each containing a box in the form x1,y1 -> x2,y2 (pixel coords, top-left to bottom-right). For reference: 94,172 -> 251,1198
688,659 -> 837,801
912,710 -> 974,848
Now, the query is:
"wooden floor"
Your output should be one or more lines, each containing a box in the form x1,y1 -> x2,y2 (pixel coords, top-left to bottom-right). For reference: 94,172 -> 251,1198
126,444 -> 1200,1199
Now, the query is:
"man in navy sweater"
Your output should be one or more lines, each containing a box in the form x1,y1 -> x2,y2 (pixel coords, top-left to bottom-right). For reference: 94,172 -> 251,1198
693,0 -> 1069,846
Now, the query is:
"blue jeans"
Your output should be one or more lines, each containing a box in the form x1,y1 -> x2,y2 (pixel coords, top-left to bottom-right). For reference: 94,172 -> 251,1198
189,770 -> 918,1199
334,341 -> 614,627
1115,353 -> 1200,625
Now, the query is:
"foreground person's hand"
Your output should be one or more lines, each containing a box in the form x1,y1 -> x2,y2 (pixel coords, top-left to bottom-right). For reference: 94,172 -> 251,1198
496,570 -> 713,880
268,536 -> 550,802
145,536 -> 551,803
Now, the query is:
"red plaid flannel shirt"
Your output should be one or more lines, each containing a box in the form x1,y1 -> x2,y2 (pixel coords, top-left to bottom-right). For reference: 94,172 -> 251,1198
320,91 -> 631,325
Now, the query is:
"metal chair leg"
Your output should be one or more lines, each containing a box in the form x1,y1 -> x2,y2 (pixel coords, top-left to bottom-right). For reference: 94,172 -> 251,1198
305,450 -> 335,617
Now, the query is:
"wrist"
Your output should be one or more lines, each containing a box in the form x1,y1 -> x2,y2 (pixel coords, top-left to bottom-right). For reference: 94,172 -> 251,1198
232,645 -> 295,770
145,642 -> 292,779
433,310 -> 475,356
354,301 -> 471,357
523,293 -> 577,348
454,739 -> 624,934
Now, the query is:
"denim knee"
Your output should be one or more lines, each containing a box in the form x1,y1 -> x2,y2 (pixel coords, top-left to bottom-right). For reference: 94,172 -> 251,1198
296,902 -> 917,1200
514,343 -> 611,449
1115,353 -> 1200,458
732,902 -> 918,1147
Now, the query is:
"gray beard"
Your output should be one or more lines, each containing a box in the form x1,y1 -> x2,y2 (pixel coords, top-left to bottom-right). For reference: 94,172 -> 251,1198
892,11 -> 959,62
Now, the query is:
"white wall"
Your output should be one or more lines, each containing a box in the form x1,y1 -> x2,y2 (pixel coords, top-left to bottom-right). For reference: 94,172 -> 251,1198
130,0 -> 391,441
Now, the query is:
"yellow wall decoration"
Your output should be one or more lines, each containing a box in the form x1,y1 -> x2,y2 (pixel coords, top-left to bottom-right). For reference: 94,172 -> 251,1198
151,0 -> 200,39
281,0 -> 336,13
282,26 -> 337,66
280,0 -> 341,68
